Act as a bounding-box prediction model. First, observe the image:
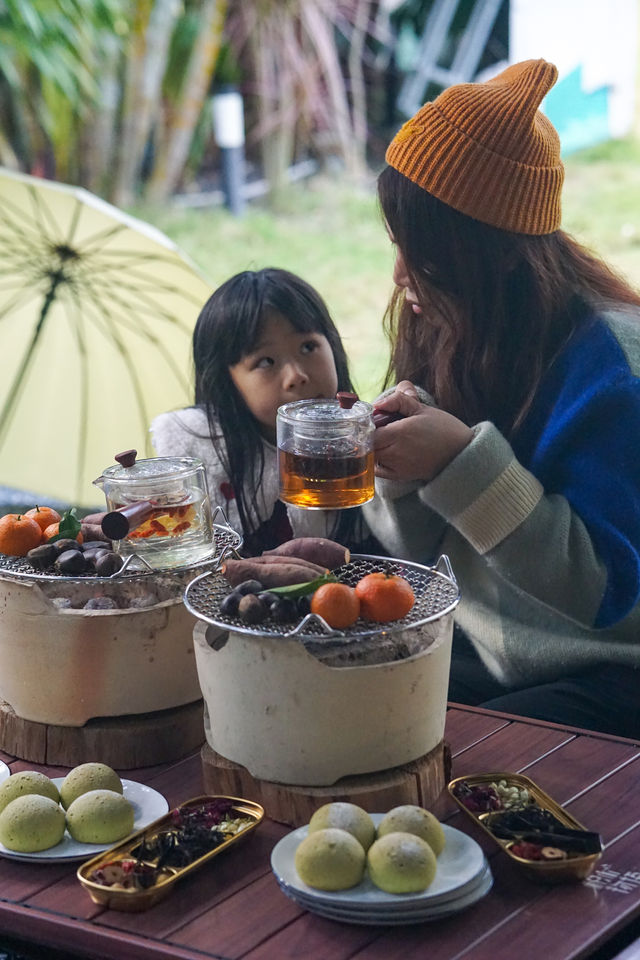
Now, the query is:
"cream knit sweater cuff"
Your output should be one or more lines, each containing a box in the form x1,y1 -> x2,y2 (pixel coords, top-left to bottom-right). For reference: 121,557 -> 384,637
418,421 -> 544,554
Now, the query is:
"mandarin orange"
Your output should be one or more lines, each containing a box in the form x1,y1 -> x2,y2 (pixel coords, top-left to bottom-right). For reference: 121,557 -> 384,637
42,522 -> 83,544
0,514 -> 43,557
311,582 -> 360,629
355,571 -> 415,623
25,505 -> 62,534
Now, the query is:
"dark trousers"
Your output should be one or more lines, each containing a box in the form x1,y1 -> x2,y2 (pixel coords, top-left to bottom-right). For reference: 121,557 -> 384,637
447,627 -> 640,740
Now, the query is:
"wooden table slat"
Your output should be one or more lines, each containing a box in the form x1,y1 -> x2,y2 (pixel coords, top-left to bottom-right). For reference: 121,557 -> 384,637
449,720 -> 574,775
0,859 -> 72,902
444,707 -> 510,756
518,734 -> 640,805
0,900 -> 210,960
166,872 -> 303,957
458,825 -> 640,960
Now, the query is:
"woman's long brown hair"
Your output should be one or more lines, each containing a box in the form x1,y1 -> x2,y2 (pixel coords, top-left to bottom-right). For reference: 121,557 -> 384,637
378,166 -> 640,436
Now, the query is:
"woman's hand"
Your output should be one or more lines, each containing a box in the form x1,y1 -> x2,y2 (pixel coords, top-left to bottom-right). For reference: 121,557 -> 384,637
373,383 -> 474,482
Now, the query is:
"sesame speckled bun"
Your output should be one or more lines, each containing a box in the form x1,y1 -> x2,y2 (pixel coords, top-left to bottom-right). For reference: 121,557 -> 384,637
377,804 -> 446,856
0,771 -> 60,813
295,827 -> 366,891
0,794 -> 66,852
65,789 -> 134,844
308,802 -> 376,851
367,831 -> 437,893
60,763 -> 123,810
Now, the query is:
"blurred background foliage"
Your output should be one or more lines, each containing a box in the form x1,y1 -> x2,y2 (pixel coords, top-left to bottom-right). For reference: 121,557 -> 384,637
1,0 -> 391,203
0,1 -> 511,203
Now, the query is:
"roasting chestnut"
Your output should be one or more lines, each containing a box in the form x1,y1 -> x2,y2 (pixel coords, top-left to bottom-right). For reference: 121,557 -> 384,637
26,544 -> 57,570
94,553 -> 124,577
235,579 -> 264,596
81,541 -> 114,554
53,538 -> 83,555
238,594 -> 267,623
269,597 -> 297,622
220,592 -> 241,617
55,550 -> 88,575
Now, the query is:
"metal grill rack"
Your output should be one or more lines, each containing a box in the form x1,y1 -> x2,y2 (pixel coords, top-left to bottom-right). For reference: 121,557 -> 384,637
184,554 -> 459,644
0,524 -> 241,584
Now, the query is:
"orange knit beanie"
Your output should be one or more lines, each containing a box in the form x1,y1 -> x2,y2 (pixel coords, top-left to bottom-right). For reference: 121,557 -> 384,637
385,59 -> 564,234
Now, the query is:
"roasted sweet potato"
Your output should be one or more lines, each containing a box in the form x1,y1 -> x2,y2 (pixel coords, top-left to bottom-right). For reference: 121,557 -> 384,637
252,554 -> 327,576
262,537 -> 350,570
80,523 -> 112,543
81,512 -> 107,525
221,558 -> 315,589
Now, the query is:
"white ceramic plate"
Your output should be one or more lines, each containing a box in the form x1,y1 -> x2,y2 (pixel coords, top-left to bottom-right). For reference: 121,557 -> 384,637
0,779 -> 168,862
277,868 -> 494,925
271,818 -> 486,909
0,761 -> 9,784
278,859 -> 492,914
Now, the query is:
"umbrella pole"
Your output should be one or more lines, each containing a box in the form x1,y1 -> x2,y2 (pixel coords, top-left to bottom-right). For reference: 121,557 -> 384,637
0,272 -> 62,446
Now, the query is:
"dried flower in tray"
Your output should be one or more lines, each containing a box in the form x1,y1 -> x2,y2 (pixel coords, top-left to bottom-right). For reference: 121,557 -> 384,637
484,807 -> 602,857
88,798 -> 255,889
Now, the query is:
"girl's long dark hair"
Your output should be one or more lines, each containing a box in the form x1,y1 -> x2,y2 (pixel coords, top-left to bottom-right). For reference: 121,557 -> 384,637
192,268 -> 361,552
378,166 -> 640,436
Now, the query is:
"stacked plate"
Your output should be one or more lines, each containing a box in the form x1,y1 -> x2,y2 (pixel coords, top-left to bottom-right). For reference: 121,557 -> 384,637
271,817 -> 492,925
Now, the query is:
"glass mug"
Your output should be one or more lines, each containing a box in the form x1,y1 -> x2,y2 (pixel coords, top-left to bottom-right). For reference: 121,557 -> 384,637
277,398 -> 375,509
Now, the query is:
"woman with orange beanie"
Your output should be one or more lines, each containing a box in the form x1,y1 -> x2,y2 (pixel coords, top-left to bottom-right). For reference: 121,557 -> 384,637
365,59 -> 640,737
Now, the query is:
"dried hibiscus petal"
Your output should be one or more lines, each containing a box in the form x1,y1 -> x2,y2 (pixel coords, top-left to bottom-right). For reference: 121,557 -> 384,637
510,841 -> 544,861
453,781 -> 502,812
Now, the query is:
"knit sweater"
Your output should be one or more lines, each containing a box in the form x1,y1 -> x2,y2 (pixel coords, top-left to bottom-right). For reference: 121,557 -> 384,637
150,406 -> 335,545
363,305 -> 640,687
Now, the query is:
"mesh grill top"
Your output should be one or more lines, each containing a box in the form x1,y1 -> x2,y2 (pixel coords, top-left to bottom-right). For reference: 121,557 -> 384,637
0,525 -> 241,583
184,554 -> 459,642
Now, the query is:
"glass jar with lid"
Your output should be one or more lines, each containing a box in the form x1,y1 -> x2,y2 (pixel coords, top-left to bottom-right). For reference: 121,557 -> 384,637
93,450 -> 214,569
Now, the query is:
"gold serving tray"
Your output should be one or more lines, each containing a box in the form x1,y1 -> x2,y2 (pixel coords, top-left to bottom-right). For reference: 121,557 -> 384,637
77,795 -> 264,912
448,772 -> 602,884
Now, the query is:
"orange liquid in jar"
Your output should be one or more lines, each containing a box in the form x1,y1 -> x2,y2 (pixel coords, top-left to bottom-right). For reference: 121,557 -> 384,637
279,449 -> 374,509
126,503 -> 197,540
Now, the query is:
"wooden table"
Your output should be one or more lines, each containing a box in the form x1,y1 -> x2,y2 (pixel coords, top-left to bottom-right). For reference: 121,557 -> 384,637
1,704 -> 639,960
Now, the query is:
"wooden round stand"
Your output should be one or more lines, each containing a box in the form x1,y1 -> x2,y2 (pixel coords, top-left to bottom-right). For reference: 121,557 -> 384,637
0,698 -> 206,769
201,739 -> 451,827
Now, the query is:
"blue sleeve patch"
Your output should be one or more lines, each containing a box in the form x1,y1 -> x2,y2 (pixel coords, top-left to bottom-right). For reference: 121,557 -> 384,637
516,317 -> 640,628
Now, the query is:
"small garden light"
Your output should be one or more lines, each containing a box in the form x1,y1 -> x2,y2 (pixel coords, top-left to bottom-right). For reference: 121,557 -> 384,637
210,85 -> 246,216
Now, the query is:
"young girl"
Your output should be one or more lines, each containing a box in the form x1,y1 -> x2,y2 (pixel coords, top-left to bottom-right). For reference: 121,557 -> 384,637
151,268 -> 374,555
364,59 -> 640,737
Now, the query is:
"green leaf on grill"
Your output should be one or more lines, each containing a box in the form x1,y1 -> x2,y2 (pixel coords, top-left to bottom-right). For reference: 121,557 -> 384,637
267,573 -> 337,598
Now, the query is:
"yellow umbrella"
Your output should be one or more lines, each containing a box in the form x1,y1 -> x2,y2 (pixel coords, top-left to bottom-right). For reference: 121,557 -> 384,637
0,168 -> 212,506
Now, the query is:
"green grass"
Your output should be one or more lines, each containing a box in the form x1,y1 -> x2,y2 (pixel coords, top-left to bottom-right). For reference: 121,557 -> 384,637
132,174 -> 393,400
132,137 -> 640,401
561,139 -> 640,286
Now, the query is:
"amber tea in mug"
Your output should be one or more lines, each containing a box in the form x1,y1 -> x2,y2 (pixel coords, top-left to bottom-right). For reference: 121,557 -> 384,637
277,399 -> 375,509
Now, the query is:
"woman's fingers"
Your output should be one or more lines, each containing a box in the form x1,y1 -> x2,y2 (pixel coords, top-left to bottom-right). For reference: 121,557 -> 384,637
373,387 -> 423,418
374,462 -> 398,480
373,407 -> 474,483
395,380 -> 418,398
